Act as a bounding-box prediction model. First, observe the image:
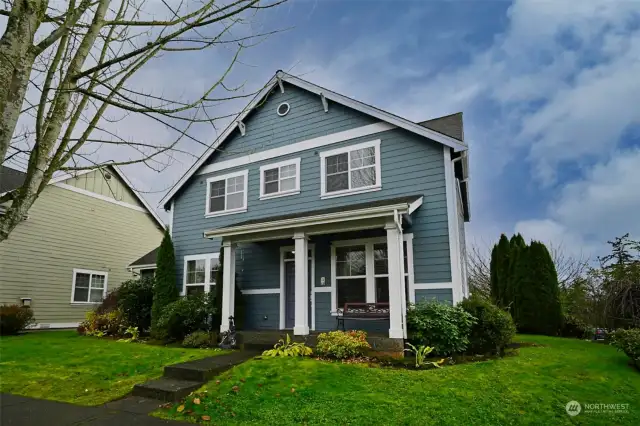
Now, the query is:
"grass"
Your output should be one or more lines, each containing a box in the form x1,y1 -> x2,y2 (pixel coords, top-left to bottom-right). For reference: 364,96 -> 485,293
154,335 -> 640,425
0,330 -> 226,405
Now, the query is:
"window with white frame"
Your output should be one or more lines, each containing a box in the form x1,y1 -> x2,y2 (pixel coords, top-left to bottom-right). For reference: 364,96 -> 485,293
332,235 -> 413,310
320,140 -> 381,198
71,269 -> 108,303
205,170 -> 248,216
183,253 -> 219,295
259,158 -> 300,199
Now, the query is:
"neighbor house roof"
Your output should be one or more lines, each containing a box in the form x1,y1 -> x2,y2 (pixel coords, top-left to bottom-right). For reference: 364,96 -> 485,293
0,166 -> 27,194
1,164 -> 165,228
128,247 -> 159,268
160,70 -> 470,210
419,112 -> 464,141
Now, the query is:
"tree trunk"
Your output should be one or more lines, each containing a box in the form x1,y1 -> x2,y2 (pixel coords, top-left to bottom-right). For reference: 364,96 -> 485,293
0,0 -> 47,171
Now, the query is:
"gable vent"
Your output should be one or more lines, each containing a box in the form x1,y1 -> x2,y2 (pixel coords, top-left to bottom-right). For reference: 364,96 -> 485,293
277,102 -> 290,116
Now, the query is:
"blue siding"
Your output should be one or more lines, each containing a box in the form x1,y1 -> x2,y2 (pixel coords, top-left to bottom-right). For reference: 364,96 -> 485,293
244,294 -> 279,330
171,80 -> 455,320
415,289 -> 453,305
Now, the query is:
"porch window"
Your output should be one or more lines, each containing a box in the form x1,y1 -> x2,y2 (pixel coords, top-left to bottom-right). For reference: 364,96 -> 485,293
259,158 -> 300,199
205,170 -> 248,216
332,235 -> 414,310
320,140 -> 381,198
71,269 -> 108,304
183,253 -> 219,295
335,246 -> 367,308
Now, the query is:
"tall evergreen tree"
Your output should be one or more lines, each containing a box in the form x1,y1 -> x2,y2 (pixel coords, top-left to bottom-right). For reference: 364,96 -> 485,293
151,229 -> 178,335
490,234 -> 512,307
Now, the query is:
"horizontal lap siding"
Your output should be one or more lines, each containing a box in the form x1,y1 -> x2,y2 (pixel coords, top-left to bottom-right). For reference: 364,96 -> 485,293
243,294 -> 279,330
0,184 -> 162,324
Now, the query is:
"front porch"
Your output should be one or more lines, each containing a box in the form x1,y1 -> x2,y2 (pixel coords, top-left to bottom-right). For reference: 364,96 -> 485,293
204,196 -> 424,341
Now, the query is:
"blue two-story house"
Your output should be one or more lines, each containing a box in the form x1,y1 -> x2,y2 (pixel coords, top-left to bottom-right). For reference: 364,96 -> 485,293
160,71 -> 470,344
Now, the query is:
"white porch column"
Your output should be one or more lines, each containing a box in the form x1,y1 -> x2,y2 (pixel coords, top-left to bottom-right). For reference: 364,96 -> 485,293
293,231 -> 309,335
220,240 -> 236,333
385,221 -> 404,339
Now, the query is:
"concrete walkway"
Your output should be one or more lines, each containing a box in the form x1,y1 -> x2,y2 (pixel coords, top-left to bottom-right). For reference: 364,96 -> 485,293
0,394 -> 185,425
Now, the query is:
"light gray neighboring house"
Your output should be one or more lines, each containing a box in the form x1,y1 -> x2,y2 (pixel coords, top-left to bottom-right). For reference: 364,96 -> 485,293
160,71 -> 470,342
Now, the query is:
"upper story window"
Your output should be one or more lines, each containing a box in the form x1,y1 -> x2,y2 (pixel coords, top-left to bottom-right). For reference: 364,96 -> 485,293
320,140 -> 381,199
205,170 -> 248,217
259,158 -> 301,200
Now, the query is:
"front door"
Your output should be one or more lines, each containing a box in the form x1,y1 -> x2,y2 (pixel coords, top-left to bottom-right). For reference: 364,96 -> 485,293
284,257 -> 312,329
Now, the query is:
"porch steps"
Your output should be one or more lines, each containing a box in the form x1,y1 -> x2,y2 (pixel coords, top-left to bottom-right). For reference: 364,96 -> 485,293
132,350 -> 259,402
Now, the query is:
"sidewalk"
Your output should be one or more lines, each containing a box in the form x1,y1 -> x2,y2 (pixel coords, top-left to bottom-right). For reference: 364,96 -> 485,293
0,394 -> 183,425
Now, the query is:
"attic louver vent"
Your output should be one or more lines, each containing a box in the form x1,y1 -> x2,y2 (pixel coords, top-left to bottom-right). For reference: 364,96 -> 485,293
277,102 -> 290,116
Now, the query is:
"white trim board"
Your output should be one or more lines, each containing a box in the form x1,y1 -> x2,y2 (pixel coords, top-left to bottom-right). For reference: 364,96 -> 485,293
444,146 -> 464,304
197,122 -> 392,177
27,322 -> 80,330
242,288 -> 281,295
160,70 -> 467,208
414,283 -> 454,290
54,182 -> 149,213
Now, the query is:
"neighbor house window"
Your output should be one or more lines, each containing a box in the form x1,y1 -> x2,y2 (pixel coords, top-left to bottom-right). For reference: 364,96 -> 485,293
71,269 -> 108,304
183,253 -> 219,295
259,158 -> 300,199
320,140 -> 381,198
332,234 -> 414,310
205,170 -> 248,216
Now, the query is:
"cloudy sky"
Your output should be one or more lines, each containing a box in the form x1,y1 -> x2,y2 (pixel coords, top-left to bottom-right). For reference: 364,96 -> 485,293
5,0 -> 640,259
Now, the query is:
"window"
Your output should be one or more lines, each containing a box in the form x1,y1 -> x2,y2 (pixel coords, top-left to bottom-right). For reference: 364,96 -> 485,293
183,253 -> 219,295
71,269 -> 108,304
259,158 -> 300,199
320,140 -> 381,198
335,246 -> 367,309
205,170 -> 248,216
331,235 -> 414,311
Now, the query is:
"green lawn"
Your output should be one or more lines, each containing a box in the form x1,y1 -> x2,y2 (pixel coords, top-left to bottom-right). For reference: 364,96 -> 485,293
155,335 -> 640,425
0,330 -> 225,405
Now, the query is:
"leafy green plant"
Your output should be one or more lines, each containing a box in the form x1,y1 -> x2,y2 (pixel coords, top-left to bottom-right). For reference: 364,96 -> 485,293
155,294 -> 209,342
459,295 -> 516,355
86,329 -> 106,337
406,301 -> 476,355
182,331 -> 217,348
118,326 -> 140,343
0,304 -> 35,335
118,278 -> 154,332
315,330 -> 371,359
78,309 -> 126,337
611,328 -> 640,367
262,334 -> 312,357
404,343 -> 442,368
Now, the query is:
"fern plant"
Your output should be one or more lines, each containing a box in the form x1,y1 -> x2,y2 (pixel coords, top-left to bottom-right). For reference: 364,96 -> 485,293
404,343 -> 443,368
262,334 -> 313,357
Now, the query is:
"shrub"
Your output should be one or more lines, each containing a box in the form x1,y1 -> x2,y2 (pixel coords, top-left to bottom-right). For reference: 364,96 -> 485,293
0,305 -> 35,335
78,309 -> 126,337
152,230 -> 178,336
459,295 -> 516,355
560,314 -> 592,339
315,330 -> 371,359
406,301 -> 476,355
95,290 -> 119,315
155,295 -> 208,342
118,278 -> 154,332
262,334 -> 313,357
611,329 -> 640,365
182,331 -> 217,348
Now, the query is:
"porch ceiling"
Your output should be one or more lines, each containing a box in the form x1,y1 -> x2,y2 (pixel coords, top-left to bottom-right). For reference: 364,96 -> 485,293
203,194 -> 423,242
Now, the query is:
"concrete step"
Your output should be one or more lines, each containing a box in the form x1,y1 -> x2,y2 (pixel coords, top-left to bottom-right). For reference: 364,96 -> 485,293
132,378 -> 203,402
164,351 -> 259,382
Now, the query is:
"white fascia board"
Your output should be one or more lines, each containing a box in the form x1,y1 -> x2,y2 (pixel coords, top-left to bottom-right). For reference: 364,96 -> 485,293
203,202 -> 410,239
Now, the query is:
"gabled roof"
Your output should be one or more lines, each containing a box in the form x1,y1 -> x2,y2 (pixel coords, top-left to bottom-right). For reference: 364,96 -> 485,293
128,246 -> 159,268
419,112 -> 464,141
1,164 -> 165,229
0,166 -> 27,193
160,70 -> 469,209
